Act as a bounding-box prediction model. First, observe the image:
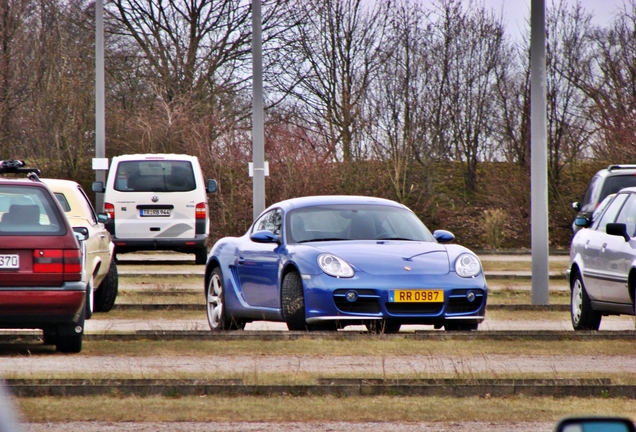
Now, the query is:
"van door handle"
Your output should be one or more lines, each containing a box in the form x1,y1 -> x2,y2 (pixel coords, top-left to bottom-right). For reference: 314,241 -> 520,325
238,257 -> 245,265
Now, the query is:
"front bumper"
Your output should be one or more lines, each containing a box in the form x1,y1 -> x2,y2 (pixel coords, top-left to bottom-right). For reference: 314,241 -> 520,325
302,272 -> 487,326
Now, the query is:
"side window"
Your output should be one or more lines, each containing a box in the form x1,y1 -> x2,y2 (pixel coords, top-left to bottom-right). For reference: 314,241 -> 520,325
595,193 -> 628,232
77,186 -> 98,224
615,193 -> 636,237
54,193 -> 72,212
253,209 -> 282,236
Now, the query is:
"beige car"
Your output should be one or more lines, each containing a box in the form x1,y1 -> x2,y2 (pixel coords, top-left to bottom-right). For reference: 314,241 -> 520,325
42,178 -> 118,318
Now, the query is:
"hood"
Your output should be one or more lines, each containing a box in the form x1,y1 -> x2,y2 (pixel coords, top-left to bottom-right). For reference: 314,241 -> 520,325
314,240 -> 450,275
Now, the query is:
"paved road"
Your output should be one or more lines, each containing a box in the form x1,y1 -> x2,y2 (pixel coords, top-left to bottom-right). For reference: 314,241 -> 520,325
101,252 -> 634,332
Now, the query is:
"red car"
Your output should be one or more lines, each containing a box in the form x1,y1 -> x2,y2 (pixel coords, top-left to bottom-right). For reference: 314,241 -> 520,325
0,161 -> 86,353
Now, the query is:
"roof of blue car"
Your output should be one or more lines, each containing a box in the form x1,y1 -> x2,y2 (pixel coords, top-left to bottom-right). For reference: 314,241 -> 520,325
269,195 -> 408,212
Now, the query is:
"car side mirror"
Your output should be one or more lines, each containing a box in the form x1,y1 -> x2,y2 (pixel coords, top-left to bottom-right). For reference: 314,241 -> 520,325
92,181 -> 105,193
606,222 -> 630,241
250,230 -> 280,244
72,226 -> 89,241
97,213 -> 109,224
433,229 -> 455,243
554,416 -> 636,432
206,179 -> 217,193
574,216 -> 590,228
572,202 -> 581,211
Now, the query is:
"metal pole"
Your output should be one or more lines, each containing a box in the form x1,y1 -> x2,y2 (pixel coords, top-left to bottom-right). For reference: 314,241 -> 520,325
95,0 -> 106,211
530,0 -> 550,305
251,0 -> 266,220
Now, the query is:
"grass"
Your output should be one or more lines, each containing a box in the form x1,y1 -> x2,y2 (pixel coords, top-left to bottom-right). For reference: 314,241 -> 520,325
487,286 -> 570,304
16,395 -> 636,423
5,338 -> 631,359
480,260 -> 568,273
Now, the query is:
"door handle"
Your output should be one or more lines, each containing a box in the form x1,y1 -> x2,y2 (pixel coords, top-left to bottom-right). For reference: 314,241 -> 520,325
238,257 -> 245,265
601,243 -> 607,253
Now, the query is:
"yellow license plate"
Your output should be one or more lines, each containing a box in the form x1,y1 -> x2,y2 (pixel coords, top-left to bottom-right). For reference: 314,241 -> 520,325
389,290 -> 444,303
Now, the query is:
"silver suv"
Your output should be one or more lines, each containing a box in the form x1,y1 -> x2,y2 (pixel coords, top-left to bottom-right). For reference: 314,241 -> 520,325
572,165 -> 636,232
568,187 -> 636,330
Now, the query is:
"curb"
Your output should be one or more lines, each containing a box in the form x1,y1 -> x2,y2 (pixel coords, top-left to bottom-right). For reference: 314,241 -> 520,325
5,378 -> 630,399
75,330 -> 636,342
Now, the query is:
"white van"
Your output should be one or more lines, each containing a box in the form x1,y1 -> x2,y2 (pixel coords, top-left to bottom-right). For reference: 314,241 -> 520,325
93,154 -> 217,264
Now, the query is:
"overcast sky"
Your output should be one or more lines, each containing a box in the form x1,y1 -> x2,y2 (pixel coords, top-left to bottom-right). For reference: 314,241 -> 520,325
484,0 -> 626,38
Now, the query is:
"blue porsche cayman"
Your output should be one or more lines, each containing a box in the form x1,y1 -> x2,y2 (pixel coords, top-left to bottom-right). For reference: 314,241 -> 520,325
204,195 -> 487,332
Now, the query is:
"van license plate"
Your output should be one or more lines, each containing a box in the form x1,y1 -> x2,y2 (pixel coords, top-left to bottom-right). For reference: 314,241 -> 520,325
389,290 -> 444,303
140,209 -> 171,217
0,255 -> 19,269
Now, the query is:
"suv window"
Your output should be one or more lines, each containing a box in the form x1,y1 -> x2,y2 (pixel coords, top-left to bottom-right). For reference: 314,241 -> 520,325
0,185 -> 66,235
595,193 -> 628,232
581,175 -> 602,210
114,160 -> 196,192
599,175 -> 636,205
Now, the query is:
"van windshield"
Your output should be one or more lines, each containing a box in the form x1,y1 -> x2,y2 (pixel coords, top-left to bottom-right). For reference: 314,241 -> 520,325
114,161 -> 196,192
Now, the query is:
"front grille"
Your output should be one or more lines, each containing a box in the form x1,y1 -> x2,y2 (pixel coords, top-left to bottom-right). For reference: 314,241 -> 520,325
385,302 -> 444,315
333,289 -> 380,314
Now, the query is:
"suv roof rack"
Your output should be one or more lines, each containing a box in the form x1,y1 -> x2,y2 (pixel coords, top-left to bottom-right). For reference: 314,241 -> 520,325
607,164 -> 636,171
0,160 -> 41,177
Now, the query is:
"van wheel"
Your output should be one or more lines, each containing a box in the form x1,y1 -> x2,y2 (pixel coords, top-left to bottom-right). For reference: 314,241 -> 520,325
94,260 -> 118,312
195,247 -> 208,265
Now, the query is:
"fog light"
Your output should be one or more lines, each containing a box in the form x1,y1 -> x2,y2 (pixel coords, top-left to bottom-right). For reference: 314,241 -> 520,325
345,290 -> 358,302
466,291 -> 476,303
74,326 -> 83,334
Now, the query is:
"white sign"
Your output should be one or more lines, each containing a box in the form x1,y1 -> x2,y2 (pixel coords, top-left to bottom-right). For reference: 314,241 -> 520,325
248,161 -> 269,177
92,158 -> 109,170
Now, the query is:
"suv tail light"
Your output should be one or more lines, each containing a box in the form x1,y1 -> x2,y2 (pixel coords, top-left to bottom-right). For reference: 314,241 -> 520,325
104,202 -> 115,219
33,249 -> 82,280
195,203 -> 206,219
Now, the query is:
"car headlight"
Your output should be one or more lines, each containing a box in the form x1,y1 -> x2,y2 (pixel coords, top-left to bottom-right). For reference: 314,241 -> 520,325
455,253 -> 481,278
318,253 -> 354,278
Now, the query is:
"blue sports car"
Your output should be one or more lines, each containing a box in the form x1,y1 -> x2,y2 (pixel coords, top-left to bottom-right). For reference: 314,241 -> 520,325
204,195 -> 487,332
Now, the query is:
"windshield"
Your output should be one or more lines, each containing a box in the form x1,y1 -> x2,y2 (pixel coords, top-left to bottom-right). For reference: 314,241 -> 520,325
287,204 -> 435,243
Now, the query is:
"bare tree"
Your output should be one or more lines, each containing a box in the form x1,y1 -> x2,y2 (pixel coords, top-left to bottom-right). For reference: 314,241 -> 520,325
578,0 -> 636,161
275,0 -> 389,162
434,0 -> 506,192
545,0 -> 595,183
13,0 -> 95,179
106,0 -> 290,155
494,31 -> 531,167
0,0 -> 34,158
